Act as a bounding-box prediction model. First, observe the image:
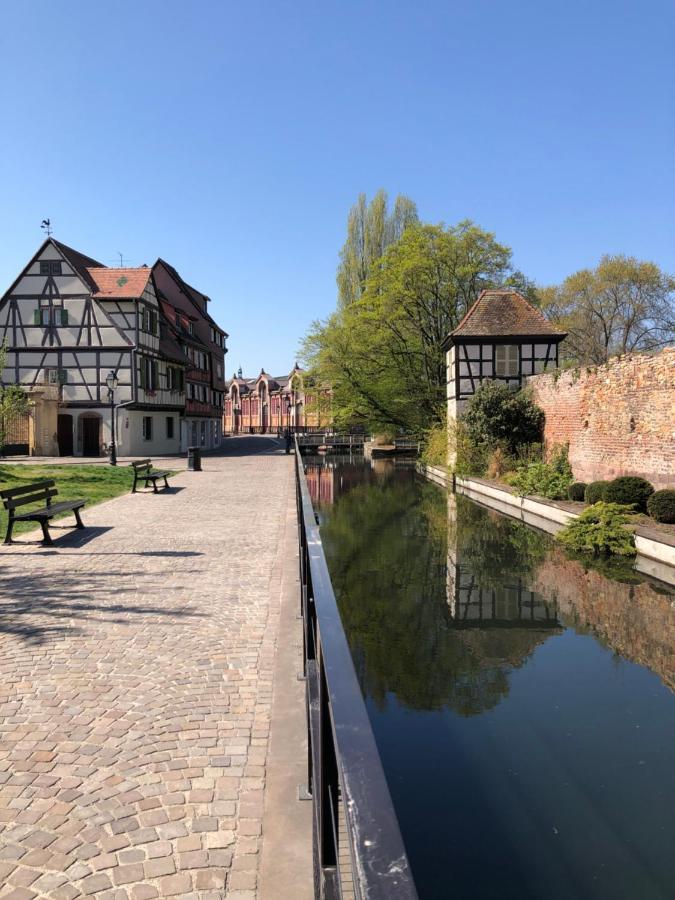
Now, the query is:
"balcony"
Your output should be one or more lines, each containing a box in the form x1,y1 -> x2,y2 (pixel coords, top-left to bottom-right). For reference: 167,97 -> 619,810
187,368 -> 211,384
185,398 -> 221,418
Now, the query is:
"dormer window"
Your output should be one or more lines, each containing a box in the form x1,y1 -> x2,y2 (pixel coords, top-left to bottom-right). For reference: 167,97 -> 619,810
495,345 -> 519,377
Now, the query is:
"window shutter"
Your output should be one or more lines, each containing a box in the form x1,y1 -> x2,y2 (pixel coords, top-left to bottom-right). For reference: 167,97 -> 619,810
34,309 -> 41,325
139,358 -> 146,389
58,369 -> 67,385
151,311 -> 158,334
60,308 -> 69,326
153,360 -> 158,389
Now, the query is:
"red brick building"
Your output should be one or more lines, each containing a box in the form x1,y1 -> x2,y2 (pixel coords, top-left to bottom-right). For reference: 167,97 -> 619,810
223,364 -> 331,434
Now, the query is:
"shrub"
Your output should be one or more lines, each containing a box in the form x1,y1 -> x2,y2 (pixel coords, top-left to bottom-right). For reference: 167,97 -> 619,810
568,482 -> 587,501
646,489 -> 675,524
462,382 -> 545,454
421,421 -> 448,468
450,419 -> 489,477
486,446 -> 514,479
585,480 -> 610,504
604,476 -> 654,513
557,502 -> 636,557
509,460 -> 574,500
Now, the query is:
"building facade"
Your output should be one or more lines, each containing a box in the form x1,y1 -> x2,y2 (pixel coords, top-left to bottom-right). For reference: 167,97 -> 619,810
443,290 -> 567,421
152,260 -> 227,452
0,238 -> 227,456
223,364 -> 331,434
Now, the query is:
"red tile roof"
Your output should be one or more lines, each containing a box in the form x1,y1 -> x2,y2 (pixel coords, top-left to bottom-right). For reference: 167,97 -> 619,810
449,290 -> 566,340
86,267 -> 152,298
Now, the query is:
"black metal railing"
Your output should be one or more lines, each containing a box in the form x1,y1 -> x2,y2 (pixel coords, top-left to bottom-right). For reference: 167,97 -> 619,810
295,438 -> 418,900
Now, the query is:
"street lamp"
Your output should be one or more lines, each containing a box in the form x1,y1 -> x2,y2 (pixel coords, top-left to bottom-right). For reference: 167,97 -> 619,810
106,370 -> 119,466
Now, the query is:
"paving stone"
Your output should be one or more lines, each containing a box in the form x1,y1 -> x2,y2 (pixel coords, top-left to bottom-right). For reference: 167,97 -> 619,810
0,442 -> 294,899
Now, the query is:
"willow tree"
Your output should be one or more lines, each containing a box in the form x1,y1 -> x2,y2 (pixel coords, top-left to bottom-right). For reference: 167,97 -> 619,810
336,190 -> 418,308
304,221 -> 517,432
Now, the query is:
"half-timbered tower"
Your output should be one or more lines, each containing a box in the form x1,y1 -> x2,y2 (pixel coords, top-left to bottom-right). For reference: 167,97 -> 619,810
443,290 -> 567,420
0,238 -> 188,456
152,260 -> 227,451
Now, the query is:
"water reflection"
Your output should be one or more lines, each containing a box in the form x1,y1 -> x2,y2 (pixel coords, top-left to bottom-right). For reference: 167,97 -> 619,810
308,456 -> 675,707
307,456 -> 675,900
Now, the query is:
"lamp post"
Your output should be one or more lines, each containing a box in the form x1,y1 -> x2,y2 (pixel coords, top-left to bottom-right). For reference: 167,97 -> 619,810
285,396 -> 291,435
106,370 -> 119,466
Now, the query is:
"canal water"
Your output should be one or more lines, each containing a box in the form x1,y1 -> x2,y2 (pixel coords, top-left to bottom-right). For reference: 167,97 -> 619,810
305,456 -> 675,900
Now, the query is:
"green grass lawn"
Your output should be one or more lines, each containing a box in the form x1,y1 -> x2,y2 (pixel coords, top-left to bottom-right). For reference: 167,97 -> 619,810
0,464 -> 135,539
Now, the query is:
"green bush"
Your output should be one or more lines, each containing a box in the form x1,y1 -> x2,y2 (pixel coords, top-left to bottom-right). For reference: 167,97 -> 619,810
557,502 -> 636,557
568,482 -> 587,501
509,460 -> 574,500
646,489 -> 675,523
604,476 -> 654,513
421,420 -> 448,468
451,419 -> 489,477
462,381 -> 545,454
585,480 -> 610,504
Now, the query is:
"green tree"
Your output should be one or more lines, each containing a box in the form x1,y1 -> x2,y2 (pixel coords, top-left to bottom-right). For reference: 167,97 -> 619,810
305,221 -> 517,432
462,381 -> 545,454
336,190 -> 418,308
540,254 -> 675,364
0,340 -> 29,452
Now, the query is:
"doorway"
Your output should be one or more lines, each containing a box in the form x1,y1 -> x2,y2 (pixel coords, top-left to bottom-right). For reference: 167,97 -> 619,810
57,414 -> 73,456
81,416 -> 100,456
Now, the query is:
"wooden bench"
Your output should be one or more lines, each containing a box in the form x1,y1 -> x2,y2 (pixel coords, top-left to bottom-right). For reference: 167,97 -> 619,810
1,480 -> 86,546
131,460 -> 171,494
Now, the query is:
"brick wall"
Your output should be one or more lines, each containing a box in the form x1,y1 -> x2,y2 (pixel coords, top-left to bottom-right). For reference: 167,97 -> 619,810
527,347 -> 675,488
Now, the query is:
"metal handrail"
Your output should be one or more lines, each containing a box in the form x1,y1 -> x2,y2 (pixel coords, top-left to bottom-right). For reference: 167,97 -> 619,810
294,437 -> 418,900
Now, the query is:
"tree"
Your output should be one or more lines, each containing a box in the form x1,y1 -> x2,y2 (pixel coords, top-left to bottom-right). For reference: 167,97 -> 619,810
462,381 -> 545,454
0,340 -> 29,452
304,221 -> 518,432
336,190 -> 418,308
540,255 -> 675,364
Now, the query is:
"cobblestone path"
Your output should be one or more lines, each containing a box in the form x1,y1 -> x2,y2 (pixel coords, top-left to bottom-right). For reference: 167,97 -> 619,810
0,438 -> 294,899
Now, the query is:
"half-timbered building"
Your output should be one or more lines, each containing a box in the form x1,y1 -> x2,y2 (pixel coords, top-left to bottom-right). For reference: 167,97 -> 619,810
0,238 -> 226,456
443,290 -> 567,420
152,260 -> 227,451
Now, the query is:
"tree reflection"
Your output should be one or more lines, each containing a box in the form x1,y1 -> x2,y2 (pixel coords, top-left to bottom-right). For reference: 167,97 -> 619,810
319,464 -> 559,715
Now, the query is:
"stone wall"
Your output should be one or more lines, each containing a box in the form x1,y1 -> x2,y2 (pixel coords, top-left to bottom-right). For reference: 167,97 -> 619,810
527,348 -> 675,489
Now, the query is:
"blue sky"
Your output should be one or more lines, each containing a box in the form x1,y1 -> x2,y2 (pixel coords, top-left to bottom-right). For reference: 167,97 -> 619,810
1,0 -> 673,375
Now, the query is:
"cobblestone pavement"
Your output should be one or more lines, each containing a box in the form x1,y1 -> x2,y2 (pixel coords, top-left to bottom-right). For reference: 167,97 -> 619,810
0,437 -> 294,899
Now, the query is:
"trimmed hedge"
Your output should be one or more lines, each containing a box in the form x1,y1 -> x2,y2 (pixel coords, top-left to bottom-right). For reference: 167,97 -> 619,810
585,481 -> 610,505
646,489 -> 675,524
568,482 -> 587,501
604,476 -> 654,513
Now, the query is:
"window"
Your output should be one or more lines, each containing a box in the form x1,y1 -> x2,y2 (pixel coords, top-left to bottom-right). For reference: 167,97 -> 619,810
40,261 -> 62,276
34,306 -> 68,326
142,308 -> 158,335
142,416 -> 152,441
495,345 -> 519,377
166,416 -> 174,439
139,356 -> 158,390
46,368 -> 67,385
167,367 -> 184,392
188,321 -> 194,335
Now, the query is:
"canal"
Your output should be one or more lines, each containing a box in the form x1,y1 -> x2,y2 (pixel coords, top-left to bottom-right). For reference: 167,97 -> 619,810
305,456 -> 675,900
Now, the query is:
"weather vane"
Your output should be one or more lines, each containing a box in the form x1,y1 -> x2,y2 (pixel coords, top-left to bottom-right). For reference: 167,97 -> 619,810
41,218 -> 52,237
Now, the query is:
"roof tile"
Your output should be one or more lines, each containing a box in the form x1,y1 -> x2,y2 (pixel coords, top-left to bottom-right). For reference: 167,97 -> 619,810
450,290 -> 566,339
86,267 -> 152,298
